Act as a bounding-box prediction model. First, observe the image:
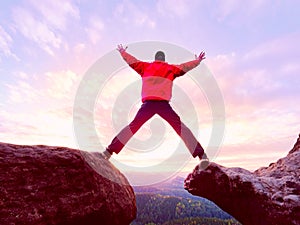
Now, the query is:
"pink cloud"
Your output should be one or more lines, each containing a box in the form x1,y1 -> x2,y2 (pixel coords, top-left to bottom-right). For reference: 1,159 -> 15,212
114,0 -> 156,28
6,80 -> 39,103
45,70 -> 78,99
157,0 -> 193,18
12,7 -> 61,55
0,106 -> 76,147
207,32 -> 300,107
11,0 -> 79,56
201,33 -> 300,169
1,68 -> 81,148
85,16 -> 105,45
213,0 -> 276,24
29,0 -> 79,30
5,69 -> 79,104
0,25 -> 18,60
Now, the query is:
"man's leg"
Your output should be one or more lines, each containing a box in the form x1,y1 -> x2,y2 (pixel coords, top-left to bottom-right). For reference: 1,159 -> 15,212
106,101 -> 155,155
157,102 -> 205,158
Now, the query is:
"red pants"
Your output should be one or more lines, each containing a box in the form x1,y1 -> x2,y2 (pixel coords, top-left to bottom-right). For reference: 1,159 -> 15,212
107,100 -> 204,158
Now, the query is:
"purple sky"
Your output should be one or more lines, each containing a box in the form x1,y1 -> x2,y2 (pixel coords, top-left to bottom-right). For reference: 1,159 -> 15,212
1,1 -> 300,182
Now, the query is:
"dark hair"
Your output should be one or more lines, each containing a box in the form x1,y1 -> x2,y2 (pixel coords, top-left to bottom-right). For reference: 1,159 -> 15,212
155,51 -> 165,61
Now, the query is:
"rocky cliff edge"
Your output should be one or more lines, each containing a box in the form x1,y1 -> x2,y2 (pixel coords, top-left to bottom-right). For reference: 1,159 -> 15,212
184,134 -> 300,225
0,143 -> 136,225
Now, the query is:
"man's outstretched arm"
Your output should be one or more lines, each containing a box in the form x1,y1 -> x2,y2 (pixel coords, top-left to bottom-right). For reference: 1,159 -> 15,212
195,51 -> 206,62
117,44 -> 140,65
117,44 -> 146,75
117,44 -> 128,54
175,51 -> 206,77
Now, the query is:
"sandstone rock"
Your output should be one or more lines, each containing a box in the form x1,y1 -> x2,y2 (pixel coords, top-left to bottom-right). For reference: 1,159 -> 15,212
184,134 -> 300,225
0,143 -> 136,225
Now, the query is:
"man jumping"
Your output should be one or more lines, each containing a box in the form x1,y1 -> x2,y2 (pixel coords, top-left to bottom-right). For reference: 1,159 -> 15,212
102,44 -> 209,167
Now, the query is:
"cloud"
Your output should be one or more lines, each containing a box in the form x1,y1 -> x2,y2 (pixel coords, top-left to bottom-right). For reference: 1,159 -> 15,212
1,68 -> 80,147
14,71 -> 29,80
204,32 -> 300,152
0,110 -> 39,136
114,0 -> 156,28
45,70 -> 78,99
0,107 -> 75,147
0,25 -> 18,60
29,0 -> 80,30
241,33 -> 300,100
213,0 -> 272,23
6,80 -> 39,103
5,69 -> 78,104
85,16 -> 105,44
213,140 -> 293,171
0,26 -> 12,56
11,0 -> 79,55
156,0 -> 193,17
208,32 -> 300,107
244,32 -> 300,62
12,7 -> 61,55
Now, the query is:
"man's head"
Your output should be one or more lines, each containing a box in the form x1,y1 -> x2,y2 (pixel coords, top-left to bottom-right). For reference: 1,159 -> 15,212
155,51 -> 165,62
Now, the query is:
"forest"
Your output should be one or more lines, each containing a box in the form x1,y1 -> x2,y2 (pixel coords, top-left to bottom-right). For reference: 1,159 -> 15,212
131,189 -> 241,225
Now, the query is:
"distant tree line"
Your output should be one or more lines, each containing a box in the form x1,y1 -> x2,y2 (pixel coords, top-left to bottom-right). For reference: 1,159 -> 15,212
131,193 -> 241,225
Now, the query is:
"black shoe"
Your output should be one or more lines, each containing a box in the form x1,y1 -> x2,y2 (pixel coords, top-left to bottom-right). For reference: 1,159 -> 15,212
200,152 -> 208,160
102,149 -> 112,160
95,149 -> 112,160
198,153 -> 209,171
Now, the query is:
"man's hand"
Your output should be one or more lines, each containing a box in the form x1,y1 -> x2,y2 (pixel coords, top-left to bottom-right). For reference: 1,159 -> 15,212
195,51 -> 206,62
117,44 -> 128,53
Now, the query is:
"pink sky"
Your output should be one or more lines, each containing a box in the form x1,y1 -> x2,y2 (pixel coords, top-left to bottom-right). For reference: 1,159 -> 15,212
1,1 -> 300,183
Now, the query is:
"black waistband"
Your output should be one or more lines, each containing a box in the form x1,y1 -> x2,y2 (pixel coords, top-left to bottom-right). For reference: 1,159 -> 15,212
144,100 -> 169,103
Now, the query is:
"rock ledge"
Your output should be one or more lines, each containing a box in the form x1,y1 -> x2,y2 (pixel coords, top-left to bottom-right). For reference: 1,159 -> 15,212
0,143 -> 136,225
184,134 -> 300,225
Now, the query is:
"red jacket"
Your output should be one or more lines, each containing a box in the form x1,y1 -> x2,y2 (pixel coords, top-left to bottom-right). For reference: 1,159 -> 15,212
120,51 -> 201,102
